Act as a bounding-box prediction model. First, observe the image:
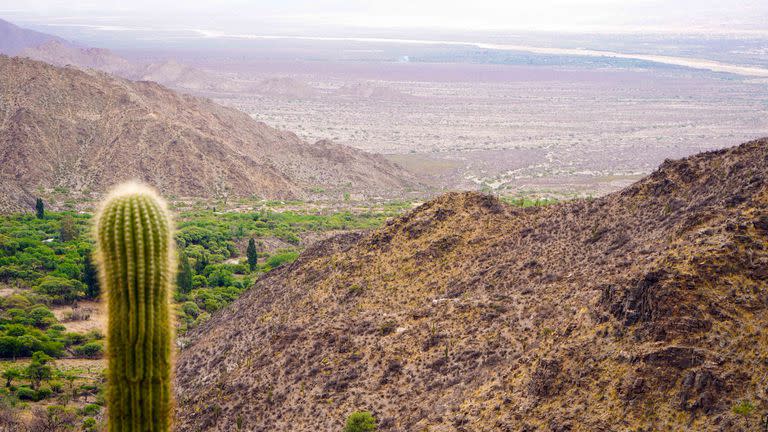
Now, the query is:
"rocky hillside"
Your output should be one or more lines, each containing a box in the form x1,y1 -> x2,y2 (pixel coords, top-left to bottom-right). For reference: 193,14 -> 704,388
175,138 -> 768,431
0,56 -> 417,211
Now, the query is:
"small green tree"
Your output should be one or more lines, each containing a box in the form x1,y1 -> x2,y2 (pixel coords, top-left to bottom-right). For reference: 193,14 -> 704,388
59,371 -> 78,399
59,216 -> 78,242
2,367 -> 21,387
246,238 -> 258,272
177,251 -> 193,294
83,254 -> 100,299
344,411 -> 377,432
26,351 -> 54,390
35,198 -> 45,219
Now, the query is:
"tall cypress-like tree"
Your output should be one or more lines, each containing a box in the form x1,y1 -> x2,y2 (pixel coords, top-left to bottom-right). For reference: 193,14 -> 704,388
246,238 -> 258,272
59,215 -> 78,242
35,198 -> 45,219
177,251 -> 193,294
194,251 -> 209,274
83,253 -> 100,299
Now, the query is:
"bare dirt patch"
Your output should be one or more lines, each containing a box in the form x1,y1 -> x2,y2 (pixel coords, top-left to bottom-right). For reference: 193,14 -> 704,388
51,300 -> 106,334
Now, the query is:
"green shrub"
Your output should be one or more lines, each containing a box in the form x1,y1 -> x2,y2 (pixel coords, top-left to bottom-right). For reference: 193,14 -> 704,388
193,312 -> 211,327
344,411 -> 377,432
2,295 -> 32,310
733,400 -> 755,416
73,341 -> 103,358
34,275 -> 85,304
27,305 -> 56,328
181,302 -> 200,319
0,333 -> 64,358
192,275 -> 207,288
26,351 -> 54,388
83,417 -> 98,432
49,380 -> 63,393
16,386 -> 37,400
207,267 -> 235,287
63,332 -> 87,347
265,251 -> 299,269
86,329 -> 104,340
4,324 -> 27,336
81,403 -> 101,416
36,386 -> 53,400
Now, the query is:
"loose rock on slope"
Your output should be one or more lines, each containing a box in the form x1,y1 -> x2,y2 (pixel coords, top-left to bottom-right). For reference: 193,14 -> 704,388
176,139 -> 768,431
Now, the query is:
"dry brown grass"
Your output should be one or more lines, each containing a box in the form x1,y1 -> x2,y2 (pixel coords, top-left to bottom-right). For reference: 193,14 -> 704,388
174,140 -> 768,431
51,300 -> 106,334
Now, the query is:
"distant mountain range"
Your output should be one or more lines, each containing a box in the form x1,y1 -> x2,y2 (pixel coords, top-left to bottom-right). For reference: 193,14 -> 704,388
0,56 -> 418,212
0,19 -> 292,94
332,81 -> 416,101
0,18 -> 67,55
1,19 -> 415,100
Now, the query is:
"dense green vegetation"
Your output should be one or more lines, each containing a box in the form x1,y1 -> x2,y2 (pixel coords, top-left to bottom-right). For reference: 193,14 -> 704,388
0,212 -> 101,360
0,201 -> 406,428
0,203 -> 406,359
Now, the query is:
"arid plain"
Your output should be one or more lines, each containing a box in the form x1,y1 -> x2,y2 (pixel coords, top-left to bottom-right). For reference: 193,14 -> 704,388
182,58 -> 768,197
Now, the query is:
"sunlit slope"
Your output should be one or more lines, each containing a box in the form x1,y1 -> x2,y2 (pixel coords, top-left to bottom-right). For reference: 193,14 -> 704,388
0,56 -> 416,211
175,138 -> 768,431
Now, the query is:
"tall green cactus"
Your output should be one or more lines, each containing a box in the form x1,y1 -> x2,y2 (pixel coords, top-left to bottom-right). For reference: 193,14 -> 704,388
94,183 -> 175,432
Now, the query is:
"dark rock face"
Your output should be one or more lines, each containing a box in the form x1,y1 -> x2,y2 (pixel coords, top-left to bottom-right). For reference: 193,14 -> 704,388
678,369 -> 725,413
642,347 -> 705,370
603,271 -> 666,326
528,358 -> 562,398
176,139 -> 768,431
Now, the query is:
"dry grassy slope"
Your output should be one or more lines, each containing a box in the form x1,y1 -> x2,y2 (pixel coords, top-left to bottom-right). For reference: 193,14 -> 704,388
0,56 -> 416,212
176,139 -> 768,432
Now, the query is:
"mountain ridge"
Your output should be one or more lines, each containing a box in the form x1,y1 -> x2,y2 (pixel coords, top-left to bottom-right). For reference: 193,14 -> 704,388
175,138 -> 768,431
0,18 -> 68,55
0,56 -> 418,212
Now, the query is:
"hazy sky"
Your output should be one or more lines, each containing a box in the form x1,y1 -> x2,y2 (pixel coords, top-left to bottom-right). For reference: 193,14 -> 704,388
2,0 -> 768,34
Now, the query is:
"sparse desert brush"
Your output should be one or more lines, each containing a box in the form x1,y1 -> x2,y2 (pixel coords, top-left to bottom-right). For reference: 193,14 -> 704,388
732,400 -> 755,417
344,411 -> 377,432
94,182 -> 175,431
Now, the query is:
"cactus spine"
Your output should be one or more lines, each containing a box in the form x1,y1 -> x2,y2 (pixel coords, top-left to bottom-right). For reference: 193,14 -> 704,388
94,183 -> 175,432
